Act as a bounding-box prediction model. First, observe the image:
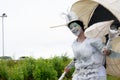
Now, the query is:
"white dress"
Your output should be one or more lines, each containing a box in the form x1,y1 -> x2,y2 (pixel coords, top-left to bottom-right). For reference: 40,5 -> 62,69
66,38 -> 106,80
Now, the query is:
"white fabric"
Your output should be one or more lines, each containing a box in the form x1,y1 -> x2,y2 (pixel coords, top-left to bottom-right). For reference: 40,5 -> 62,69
98,66 -> 106,76
72,38 -> 105,66
62,11 -> 79,24
67,38 -> 106,80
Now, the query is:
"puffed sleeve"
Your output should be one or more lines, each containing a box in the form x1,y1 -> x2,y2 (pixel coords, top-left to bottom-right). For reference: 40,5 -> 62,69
90,38 -> 106,54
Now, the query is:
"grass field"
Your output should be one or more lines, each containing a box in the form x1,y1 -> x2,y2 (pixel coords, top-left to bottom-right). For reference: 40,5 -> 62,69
107,74 -> 120,80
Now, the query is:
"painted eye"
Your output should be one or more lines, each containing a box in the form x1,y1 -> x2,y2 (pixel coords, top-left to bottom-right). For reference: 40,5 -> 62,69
74,24 -> 78,27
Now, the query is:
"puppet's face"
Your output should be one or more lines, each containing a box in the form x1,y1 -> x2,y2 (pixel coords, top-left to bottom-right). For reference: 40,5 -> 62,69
68,22 -> 82,36
110,25 -> 118,34
109,25 -> 120,38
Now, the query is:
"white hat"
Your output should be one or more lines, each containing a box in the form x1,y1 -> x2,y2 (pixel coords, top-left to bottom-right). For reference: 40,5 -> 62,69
62,11 -> 79,24
50,11 -> 79,28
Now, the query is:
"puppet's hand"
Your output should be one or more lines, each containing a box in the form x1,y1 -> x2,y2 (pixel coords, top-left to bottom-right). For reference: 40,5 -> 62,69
64,67 -> 70,73
103,47 -> 111,56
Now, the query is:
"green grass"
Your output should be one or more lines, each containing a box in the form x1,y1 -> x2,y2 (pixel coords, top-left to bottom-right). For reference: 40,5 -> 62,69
107,74 -> 120,80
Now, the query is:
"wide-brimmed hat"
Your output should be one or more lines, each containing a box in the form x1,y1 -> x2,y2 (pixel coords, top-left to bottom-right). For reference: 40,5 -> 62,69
50,11 -> 81,28
62,11 -> 79,24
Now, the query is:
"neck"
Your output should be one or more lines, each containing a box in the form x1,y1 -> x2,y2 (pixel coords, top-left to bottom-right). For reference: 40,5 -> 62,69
77,32 -> 86,42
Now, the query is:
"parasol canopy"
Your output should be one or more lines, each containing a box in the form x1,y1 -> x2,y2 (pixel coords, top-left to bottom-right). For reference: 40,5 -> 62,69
106,37 -> 120,77
84,20 -> 114,38
70,0 -> 120,28
111,36 -> 120,53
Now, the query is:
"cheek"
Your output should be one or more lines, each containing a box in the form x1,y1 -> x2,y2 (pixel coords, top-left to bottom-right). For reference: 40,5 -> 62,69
72,30 -> 81,36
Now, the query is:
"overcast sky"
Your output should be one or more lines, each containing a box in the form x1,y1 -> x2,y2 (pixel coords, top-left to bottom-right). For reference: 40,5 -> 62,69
0,0 -> 79,59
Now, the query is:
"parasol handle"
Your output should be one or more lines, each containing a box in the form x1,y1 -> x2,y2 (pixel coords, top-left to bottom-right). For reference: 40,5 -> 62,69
50,24 -> 66,28
106,30 -> 119,48
106,39 -> 112,48
58,72 -> 66,80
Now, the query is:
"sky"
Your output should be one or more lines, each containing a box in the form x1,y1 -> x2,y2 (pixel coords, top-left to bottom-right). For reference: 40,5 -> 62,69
0,0 -> 79,59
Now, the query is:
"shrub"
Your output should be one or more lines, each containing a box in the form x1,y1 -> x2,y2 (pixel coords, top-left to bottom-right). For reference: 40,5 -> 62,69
19,57 -> 35,80
0,60 -> 9,80
0,55 -> 120,80
33,58 -> 57,80
8,65 -> 24,80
